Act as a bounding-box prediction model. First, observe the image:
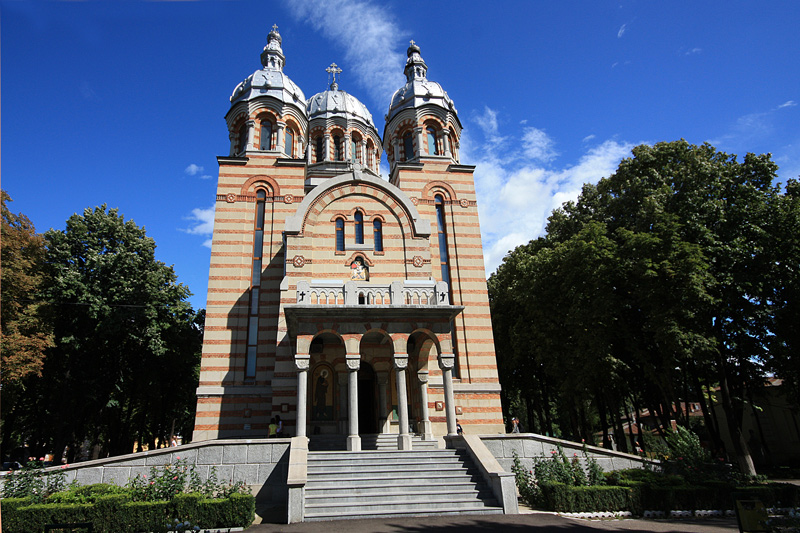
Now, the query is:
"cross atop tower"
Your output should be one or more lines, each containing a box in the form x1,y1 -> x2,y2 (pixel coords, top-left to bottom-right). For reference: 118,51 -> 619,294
272,23 -> 279,32
326,63 -> 342,90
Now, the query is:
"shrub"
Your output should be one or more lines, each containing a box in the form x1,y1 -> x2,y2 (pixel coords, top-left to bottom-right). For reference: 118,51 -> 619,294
539,482 -> 631,512
1,461 -> 74,502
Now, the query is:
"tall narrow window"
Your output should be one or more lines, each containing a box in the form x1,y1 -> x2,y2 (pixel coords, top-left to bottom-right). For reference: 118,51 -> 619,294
315,136 -> 324,162
260,122 -> 272,150
335,218 -> 344,251
373,219 -> 383,252
354,210 -> 364,244
238,124 -> 248,154
245,190 -> 267,379
435,195 -> 451,287
334,135 -> 342,161
427,126 -> 439,155
351,139 -> 357,163
403,132 -> 414,160
285,128 -> 294,157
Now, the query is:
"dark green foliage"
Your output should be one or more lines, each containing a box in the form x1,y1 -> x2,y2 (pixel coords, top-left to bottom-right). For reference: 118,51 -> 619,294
1,462 -> 72,502
539,482 -> 631,512
489,140 -> 797,474
0,493 -> 255,533
11,205 -> 203,460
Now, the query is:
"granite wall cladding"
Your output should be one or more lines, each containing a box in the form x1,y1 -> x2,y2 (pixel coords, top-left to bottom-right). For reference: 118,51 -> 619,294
481,434 -> 654,475
0,438 -> 291,504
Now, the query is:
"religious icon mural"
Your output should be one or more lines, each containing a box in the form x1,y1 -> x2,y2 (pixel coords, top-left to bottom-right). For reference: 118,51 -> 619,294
350,257 -> 369,281
312,365 -> 334,420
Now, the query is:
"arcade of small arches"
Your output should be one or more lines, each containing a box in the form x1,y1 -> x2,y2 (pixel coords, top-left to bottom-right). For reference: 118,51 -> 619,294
390,121 -> 457,164
230,113 -> 306,159
292,327 -> 460,451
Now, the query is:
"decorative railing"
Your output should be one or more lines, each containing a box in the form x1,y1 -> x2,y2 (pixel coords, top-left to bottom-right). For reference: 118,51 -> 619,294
295,280 -> 451,306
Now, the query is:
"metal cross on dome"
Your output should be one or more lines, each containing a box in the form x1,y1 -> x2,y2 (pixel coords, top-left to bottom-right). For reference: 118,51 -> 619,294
326,63 -> 342,90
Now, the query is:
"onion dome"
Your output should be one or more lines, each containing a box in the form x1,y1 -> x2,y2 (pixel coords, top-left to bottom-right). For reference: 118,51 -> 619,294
386,41 -> 457,125
230,25 -> 306,108
306,64 -> 376,128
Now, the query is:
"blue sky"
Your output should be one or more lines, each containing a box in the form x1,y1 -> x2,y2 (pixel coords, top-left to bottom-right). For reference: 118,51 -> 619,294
3,0 -> 799,312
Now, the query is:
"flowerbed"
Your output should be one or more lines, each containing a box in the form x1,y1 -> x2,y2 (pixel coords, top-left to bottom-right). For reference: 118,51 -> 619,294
1,460 -> 255,533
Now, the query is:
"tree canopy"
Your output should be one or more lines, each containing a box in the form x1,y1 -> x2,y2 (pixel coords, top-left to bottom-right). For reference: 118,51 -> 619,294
3,203 -> 202,461
489,140 -> 799,475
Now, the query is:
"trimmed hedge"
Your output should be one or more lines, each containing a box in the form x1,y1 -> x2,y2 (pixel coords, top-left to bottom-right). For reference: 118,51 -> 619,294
536,480 -> 800,514
539,482 -> 632,512
0,492 -> 255,533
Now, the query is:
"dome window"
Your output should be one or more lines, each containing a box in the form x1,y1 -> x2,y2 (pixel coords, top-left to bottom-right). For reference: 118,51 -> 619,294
427,126 -> 439,155
403,132 -> 414,161
238,123 -> 248,155
260,122 -> 273,150
285,128 -> 294,157
334,135 -> 343,161
315,136 -> 324,163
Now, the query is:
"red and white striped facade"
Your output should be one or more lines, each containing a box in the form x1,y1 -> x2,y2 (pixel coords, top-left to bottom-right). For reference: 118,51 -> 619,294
192,28 -> 504,446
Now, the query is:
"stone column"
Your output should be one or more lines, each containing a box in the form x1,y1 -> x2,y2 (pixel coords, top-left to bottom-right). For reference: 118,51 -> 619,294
343,133 -> 351,163
346,357 -> 361,451
323,133 -> 331,162
417,370 -> 433,440
394,353 -> 411,450
414,127 -> 424,158
276,121 -> 286,154
393,138 -> 400,164
439,353 -> 458,436
442,128 -> 452,158
229,131 -> 237,156
295,358 -> 309,438
245,120 -> 256,152
377,372 -> 390,434
338,373 -> 349,435
360,139 -> 367,166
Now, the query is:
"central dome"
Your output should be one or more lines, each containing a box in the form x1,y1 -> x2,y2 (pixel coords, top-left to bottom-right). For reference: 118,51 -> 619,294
307,88 -> 375,127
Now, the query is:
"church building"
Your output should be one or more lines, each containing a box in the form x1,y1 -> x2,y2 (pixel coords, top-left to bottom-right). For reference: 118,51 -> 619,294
192,26 -> 504,449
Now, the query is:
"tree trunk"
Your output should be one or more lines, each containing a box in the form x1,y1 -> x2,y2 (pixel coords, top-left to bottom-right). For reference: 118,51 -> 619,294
718,363 -> 756,475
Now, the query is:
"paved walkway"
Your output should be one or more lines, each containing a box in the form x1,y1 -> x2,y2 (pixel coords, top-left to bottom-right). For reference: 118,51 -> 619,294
248,513 -> 739,533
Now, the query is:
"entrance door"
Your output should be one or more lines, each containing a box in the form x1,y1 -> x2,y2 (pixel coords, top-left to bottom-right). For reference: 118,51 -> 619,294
358,363 -> 378,434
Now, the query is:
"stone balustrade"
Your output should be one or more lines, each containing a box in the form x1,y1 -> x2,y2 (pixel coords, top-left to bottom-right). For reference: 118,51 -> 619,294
295,279 -> 450,306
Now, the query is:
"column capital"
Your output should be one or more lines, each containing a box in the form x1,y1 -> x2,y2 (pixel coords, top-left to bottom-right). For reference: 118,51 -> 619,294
417,370 -> 429,384
438,353 -> 455,370
393,353 -> 409,370
346,358 -> 361,371
246,119 -> 256,126
295,357 -> 310,371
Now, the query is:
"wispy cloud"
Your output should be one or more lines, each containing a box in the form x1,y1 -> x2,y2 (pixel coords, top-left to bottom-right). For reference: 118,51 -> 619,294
185,163 -> 212,180
617,24 -> 627,38
779,100 -> 797,109
286,0 -> 406,107
463,109 -> 634,275
582,134 -> 596,143
80,81 -> 97,100
709,100 -> 798,149
183,206 -> 215,248
684,47 -> 702,55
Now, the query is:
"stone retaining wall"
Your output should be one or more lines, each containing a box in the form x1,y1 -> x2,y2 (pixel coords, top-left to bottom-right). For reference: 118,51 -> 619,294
482,434 -> 654,474
1,438 -> 291,504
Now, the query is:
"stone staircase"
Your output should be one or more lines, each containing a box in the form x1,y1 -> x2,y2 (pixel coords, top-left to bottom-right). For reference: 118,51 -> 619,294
308,433 -> 439,451
303,447 -> 504,521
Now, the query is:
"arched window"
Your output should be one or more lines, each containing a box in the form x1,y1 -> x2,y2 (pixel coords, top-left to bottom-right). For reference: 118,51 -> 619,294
354,210 -> 364,244
315,136 -> 324,163
285,128 -> 294,157
373,219 -> 383,252
403,132 -> 414,161
260,122 -> 272,150
427,126 -> 439,155
435,195 -> 450,287
334,135 -> 342,161
335,218 -> 344,251
245,189 -> 267,379
351,138 -> 358,163
238,123 -> 248,154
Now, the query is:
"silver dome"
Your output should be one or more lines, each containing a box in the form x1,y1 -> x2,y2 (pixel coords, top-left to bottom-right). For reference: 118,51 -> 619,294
386,41 -> 457,124
307,88 -> 375,127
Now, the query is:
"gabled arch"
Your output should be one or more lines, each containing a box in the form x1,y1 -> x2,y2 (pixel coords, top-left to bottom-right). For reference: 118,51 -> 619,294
241,175 -> 280,197
422,180 -> 457,201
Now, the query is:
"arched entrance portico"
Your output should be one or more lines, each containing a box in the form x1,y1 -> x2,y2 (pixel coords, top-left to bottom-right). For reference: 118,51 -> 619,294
286,304 -> 462,450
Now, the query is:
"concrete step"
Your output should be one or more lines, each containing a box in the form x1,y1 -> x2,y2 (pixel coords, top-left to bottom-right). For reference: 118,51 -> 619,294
304,499 -> 504,520
305,478 -> 483,490
305,487 -> 494,503
304,506 -> 504,522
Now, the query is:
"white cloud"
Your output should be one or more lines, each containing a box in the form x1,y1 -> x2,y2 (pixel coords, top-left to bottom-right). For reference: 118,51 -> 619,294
286,0 -> 406,107
617,24 -> 627,38
183,206 -> 215,248
185,164 -> 203,176
462,111 -> 633,276
685,47 -> 702,55
779,100 -> 797,109
582,134 -> 596,142
522,127 -> 558,162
